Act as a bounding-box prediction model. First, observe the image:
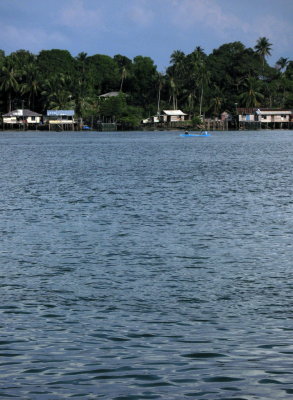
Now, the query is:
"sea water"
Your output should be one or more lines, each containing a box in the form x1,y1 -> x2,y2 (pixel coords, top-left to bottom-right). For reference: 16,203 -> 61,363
0,130 -> 292,399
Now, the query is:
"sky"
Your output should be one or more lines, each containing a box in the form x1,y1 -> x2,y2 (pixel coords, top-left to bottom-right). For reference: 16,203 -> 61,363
1,0 -> 292,71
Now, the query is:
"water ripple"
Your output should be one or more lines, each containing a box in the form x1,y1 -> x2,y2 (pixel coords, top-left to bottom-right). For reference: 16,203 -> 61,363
1,130 -> 293,399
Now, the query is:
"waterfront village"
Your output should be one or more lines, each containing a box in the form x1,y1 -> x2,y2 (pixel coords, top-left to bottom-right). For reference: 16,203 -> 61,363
1,39 -> 292,133
1,94 -> 293,132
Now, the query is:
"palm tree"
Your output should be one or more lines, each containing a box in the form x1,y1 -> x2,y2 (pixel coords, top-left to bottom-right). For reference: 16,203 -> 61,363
186,92 -> 194,114
74,52 -> 89,121
48,91 -> 75,109
192,46 -> 205,62
211,96 -> 223,116
169,50 -> 186,108
169,76 -> 178,110
20,63 -> 41,109
209,84 -> 224,116
75,52 -> 88,96
119,66 -> 128,92
113,54 -> 132,93
76,52 -> 88,68
156,72 -> 165,114
170,50 -> 185,68
0,61 -> 19,111
254,37 -> 272,68
194,59 -> 210,117
41,73 -> 73,110
239,76 -> 264,107
272,73 -> 291,107
275,57 -> 289,73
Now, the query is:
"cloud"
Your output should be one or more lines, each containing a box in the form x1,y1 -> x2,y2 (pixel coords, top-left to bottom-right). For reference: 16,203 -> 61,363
169,0 -> 293,58
1,23 -> 67,53
126,0 -> 155,27
250,14 -> 293,51
170,0 -> 249,35
57,0 -> 103,29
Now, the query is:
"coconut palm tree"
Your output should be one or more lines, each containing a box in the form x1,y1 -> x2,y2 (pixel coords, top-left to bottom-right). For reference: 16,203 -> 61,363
20,63 -> 41,109
75,52 -> 88,96
76,52 -> 88,69
48,91 -> 75,109
119,66 -> 128,92
194,59 -> 210,117
210,86 -> 224,117
211,96 -> 223,116
254,37 -> 272,68
239,76 -> 264,107
0,61 -> 19,111
41,73 -> 73,110
192,46 -> 205,62
275,57 -> 289,73
169,76 -> 178,110
113,54 -> 132,93
156,71 -> 165,114
169,50 -> 186,108
170,50 -> 185,69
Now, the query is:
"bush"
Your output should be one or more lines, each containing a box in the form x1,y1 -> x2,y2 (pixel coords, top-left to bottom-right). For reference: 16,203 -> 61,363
192,115 -> 203,127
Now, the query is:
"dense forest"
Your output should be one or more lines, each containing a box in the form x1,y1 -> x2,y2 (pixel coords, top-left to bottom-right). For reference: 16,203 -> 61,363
0,37 -> 292,128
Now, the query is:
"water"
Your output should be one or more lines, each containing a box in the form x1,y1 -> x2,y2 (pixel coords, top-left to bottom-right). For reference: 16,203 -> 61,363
0,130 -> 292,399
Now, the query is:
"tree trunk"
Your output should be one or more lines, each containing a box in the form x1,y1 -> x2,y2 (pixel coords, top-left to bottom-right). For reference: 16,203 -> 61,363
199,84 -> 203,117
157,88 -> 161,114
8,92 -> 12,112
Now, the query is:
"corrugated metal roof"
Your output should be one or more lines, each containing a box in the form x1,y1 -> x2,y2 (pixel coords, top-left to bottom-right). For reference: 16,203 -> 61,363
260,110 -> 291,115
99,91 -> 120,98
162,110 -> 187,116
3,109 -> 42,117
47,110 -> 74,116
237,108 -> 292,114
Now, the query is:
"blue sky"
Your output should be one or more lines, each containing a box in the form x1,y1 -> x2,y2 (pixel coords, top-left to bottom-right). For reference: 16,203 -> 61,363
1,0 -> 292,71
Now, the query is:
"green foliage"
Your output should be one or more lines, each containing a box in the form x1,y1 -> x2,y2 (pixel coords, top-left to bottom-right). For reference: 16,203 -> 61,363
37,49 -> 76,80
254,37 -> 272,67
86,54 -> 120,95
0,40 -> 292,123
98,94 -> 143,129
129,56 -> 157,109
192,115 -> 203,127
99,94 -> 127,119
119,112 -> 141,129
238,76 -> 264,107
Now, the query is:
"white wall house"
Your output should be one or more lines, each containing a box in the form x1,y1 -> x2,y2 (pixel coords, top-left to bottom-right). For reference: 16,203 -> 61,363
142,110 -> 189,124
237,108 -> 292,123
160,110 -> 188,122
257,110 -> 291,123
3,109 -> 42,124
142,116 -> 160,124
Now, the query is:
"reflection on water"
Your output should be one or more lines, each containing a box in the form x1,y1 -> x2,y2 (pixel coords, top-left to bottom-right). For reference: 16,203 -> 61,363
0,130 -> 293,399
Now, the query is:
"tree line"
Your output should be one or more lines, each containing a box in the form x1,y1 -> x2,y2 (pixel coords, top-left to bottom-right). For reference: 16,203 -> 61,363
0,37 -> 292,128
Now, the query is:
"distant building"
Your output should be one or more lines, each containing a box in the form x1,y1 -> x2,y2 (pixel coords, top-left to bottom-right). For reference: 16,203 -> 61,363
221,111 -> 232,121
237,108 -> 292,125
142,116 -> 160,124
99,91 -> 120,98
3,109 -> 42,125
160,110 -> 188,122
46,110 -> 75,125
142,110 -> 189,125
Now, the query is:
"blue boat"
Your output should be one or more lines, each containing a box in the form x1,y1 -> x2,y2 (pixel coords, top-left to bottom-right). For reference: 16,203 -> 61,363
180,131 -> 211,137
